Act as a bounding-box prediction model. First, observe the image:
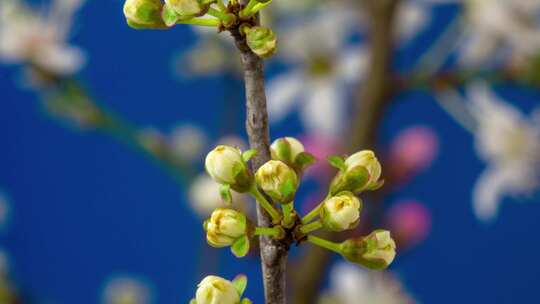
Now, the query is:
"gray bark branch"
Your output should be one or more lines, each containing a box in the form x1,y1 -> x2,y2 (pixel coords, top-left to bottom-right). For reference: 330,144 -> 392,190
230,20 -> 289,304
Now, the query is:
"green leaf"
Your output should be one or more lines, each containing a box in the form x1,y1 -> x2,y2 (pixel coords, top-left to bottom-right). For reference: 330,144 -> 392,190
241,298 -> 253,304
220,184 -> 232,205
232,274 -> 248,296
230,235 -> 250,258
242,149 -> 258,162
295,152 -> 316,170
327,155 -> 346,171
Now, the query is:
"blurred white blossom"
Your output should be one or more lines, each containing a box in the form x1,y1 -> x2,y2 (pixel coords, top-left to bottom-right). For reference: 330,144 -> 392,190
169,124 -> 208,163
0,0 -> 86,76
188,174 -> 248,218
458,0 -> 540,66
467,83 -> 540,221
102,275 -> 153,304
0,192 -> 11,233
267,5 -> 368,137
319,262 -> 416,304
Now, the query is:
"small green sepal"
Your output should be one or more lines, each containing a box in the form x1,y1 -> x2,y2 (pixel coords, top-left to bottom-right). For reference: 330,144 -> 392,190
220,184 -> 233,205
294,152 -> 316,171
327,155 -> 346,171
231,235 -> 250,257
232,274 -> 248,296
242,149 -> 258,163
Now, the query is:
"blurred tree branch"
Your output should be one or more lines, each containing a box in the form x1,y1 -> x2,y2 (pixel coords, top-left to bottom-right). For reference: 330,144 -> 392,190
291,1 -> 399,303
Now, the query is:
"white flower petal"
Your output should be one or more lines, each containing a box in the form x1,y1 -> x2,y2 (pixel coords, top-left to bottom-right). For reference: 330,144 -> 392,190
266,71 -> 306,123
300,79 -> 344,137
336,46 -> 369,83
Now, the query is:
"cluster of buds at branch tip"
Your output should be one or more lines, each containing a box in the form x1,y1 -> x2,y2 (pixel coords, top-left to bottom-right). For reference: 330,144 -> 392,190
191,275 -> 252,304
320,192 -> 362,232
328,150 -> 383,195
270,137 -> 316,175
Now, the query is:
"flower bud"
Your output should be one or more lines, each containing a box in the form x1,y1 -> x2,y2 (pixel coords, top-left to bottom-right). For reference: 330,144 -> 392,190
204,208 -> 247,248
165,0 -> 213,19
205,145 -> 253,192
195,276 -> 240,304
270,137 -> 305,166
320,192 -> 362,231
340,230 -> 396,270
245,26 -> 277,59
123,0 -> 164,29
255,160 -> 298,204
330,150 -> 382,194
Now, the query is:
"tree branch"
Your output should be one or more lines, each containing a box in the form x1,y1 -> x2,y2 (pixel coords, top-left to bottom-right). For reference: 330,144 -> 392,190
230,16 -> 289,304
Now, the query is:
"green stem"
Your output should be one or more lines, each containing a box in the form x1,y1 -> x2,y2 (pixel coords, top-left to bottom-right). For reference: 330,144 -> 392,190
240,0 -> 259,17
301,202 -> 322,224
281,202 -> 295,228
206,7 -> 233,23
176,17 -> 220,27
299,220 -> 322,234
254,226 -> 283,238
250,186 -> 282,223
307,235 -> 342,254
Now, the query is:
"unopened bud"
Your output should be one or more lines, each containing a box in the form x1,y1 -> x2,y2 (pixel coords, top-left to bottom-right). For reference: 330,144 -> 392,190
245,26 -> 277,59
205,145 -> 253,192
165,0 -> 213,19
204,208 -> 247,248
320,192 -> 362,231
255,160 -> 298,204
330,150 -> 382,194
195,276 -> 240,304
340,230 -> 396,270
123,0 -> 165,29
270,137 -> 304,166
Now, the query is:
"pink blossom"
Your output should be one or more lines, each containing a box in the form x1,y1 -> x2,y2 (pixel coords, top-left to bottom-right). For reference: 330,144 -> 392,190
385,200 -> 432,249
300,134 -> 343,181
387,125 -> 439,185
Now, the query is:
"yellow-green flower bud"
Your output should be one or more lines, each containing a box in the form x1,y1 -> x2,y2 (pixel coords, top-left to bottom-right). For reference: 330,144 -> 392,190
205,145 -> 253,192
330,150 -> 382,195
123,0 -> 164,29
195,275 -> 240,304
255,160 -> 298,204
165,0 -> 213,19
320,192 -> 362,231
204,208 -> 247,248
245,26 -> 277,59
340,230 -> 396,270
270,137 -> 305,166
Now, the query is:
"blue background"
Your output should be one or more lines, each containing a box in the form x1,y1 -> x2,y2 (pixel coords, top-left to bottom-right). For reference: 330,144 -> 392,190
1,1 -> 540,303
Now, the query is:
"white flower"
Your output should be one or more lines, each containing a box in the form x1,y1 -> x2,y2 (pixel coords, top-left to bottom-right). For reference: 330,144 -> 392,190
0,0 -> 86,76
467,83 -> 540,221
267,6 -> 368,137
458,0 -> 540,66
102,275 -> 152,304
319,262 -> 416,304
169,124 -> 208,163
188,174 -> 248,218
